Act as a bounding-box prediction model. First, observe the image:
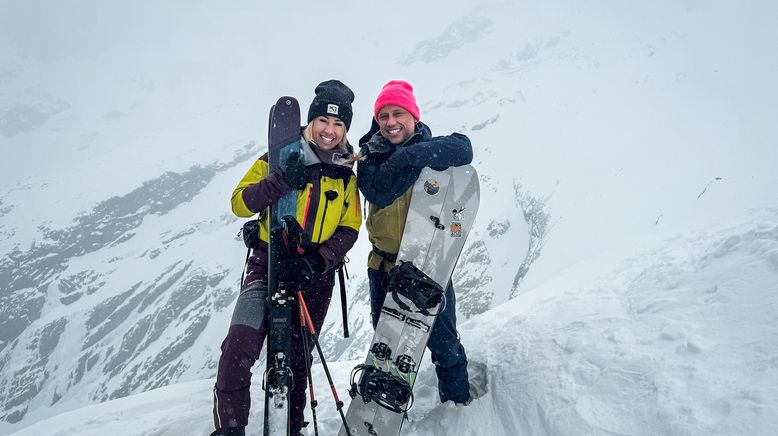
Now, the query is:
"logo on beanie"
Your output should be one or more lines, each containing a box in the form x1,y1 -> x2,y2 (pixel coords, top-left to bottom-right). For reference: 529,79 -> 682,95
327,104 -> 339,115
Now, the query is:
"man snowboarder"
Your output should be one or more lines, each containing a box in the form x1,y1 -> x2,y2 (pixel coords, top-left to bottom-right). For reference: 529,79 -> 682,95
356,79 -> 474,406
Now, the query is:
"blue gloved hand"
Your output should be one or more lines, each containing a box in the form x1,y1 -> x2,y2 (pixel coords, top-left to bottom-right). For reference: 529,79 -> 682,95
373,149 -> 410,192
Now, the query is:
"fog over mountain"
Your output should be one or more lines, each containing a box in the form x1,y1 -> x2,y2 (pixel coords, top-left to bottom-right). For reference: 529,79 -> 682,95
1,1 -> 776,435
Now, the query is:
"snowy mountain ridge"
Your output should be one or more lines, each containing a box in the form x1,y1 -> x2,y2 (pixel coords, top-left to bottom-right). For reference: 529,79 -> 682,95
8,207 -> 778,435
1,0 -> 777,434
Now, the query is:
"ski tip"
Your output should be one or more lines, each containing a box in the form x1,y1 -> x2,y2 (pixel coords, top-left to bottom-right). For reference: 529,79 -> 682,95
276,96 -> 298,107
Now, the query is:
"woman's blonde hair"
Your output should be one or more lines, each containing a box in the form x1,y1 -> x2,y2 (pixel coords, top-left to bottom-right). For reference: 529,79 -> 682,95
303,121 -> 349,151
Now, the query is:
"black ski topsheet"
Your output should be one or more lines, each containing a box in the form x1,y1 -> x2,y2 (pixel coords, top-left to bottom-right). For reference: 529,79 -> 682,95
264,96 -> 301,436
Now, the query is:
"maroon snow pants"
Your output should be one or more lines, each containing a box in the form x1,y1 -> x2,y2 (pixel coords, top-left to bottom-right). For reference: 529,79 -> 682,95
212,273 -> 333,434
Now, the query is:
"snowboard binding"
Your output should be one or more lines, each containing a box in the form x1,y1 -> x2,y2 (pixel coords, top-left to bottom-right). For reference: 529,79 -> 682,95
386,261 -> 445,316
348,364 -> 414,414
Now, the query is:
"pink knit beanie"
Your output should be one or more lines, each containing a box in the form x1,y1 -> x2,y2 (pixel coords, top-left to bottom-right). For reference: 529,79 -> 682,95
373,80 -> 421,121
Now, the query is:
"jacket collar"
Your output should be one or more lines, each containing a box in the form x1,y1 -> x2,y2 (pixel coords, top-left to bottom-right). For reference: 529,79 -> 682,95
299,138 -> 354,168
360,119 -> 431,154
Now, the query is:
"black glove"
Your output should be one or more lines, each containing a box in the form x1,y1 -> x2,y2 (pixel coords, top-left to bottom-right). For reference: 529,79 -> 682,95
372,149 -> 410,193
269,216 -> 312,259
277,252 -> 326,286
282,151 -> 308,189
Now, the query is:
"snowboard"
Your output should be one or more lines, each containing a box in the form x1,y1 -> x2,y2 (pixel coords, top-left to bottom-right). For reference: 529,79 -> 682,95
263,96 -> 302,436
340,165 -> 480,436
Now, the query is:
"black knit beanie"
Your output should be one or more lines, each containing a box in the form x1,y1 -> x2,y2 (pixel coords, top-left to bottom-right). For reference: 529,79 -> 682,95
307,79 -> 355,130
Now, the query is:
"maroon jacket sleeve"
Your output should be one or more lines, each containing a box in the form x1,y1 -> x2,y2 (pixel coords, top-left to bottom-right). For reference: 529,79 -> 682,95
241,170 -> 291,213
318,226 -> 359,271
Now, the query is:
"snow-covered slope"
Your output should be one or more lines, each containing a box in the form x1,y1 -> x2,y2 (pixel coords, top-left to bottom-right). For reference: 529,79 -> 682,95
1,0 -> 776,434
10,209 -> 778,435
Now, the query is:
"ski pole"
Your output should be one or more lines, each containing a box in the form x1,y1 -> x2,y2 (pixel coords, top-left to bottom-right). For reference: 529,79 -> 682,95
297,291 -> 353,436
240,246 -> 250,289
299,300 -> 319,436
338,262 -> 349,338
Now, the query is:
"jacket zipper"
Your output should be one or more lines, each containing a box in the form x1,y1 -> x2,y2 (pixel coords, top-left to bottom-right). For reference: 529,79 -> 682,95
301,185 -> 313,230
317,189 -> 339,243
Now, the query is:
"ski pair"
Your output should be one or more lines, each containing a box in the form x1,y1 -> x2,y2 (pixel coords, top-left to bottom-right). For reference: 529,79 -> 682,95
263,96 -> 352,436
261,95 -> 300,436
